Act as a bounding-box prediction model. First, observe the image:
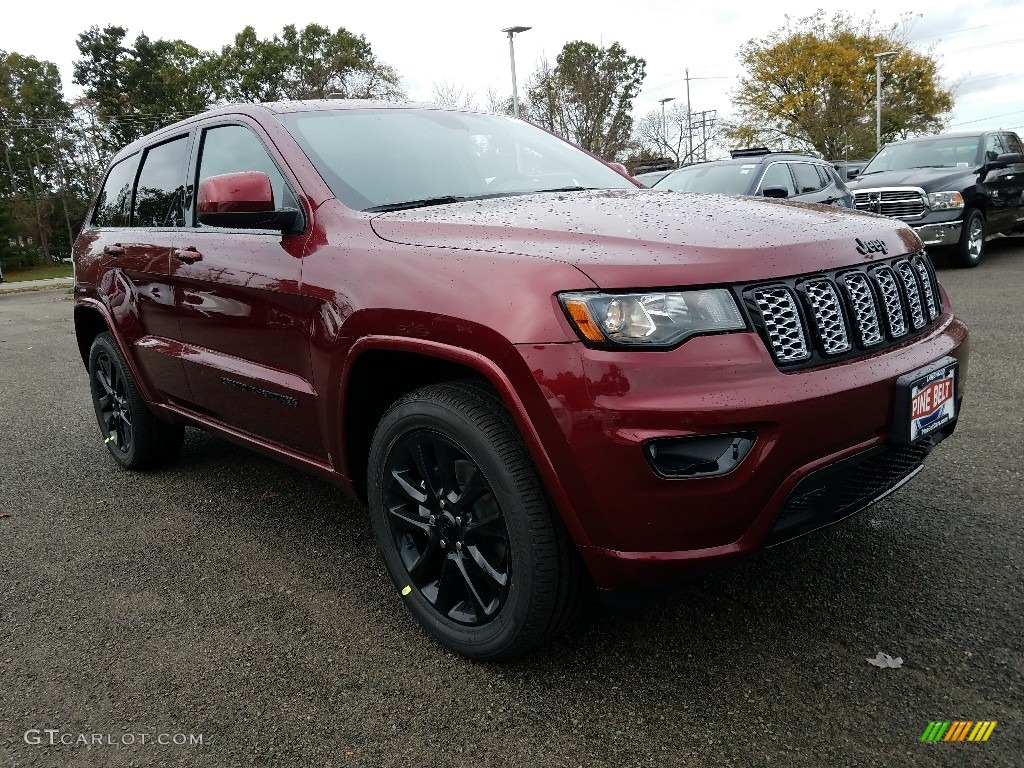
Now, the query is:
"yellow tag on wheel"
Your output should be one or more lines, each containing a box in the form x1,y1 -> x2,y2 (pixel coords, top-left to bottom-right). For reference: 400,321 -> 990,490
401,586 -> 412,596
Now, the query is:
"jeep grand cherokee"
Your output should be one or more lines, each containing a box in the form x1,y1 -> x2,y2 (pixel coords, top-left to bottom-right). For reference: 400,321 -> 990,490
73,102 -> 969,659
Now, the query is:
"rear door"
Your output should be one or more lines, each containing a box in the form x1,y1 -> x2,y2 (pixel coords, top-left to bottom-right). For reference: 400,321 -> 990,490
167,119 -> 326,460
789,161 -> 839,205
89,138 -> 193,402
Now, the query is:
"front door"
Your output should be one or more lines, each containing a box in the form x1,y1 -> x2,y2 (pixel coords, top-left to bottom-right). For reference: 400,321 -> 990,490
167,121 -> 326,460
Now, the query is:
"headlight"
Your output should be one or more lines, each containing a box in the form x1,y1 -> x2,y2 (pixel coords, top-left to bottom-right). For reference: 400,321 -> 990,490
559,289 -> 745,347
927,191 -> 964,210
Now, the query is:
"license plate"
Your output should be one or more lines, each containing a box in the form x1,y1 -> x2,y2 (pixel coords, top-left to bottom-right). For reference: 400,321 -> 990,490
894,358 -> 957,445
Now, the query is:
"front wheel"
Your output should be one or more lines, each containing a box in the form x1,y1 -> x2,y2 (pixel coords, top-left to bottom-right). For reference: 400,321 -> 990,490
367,381 -> 587,659
954,208 -> 986,268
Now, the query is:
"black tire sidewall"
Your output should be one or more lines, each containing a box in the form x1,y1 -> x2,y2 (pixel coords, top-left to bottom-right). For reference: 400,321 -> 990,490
88,333 -> 147,469
368,393 -> 542,659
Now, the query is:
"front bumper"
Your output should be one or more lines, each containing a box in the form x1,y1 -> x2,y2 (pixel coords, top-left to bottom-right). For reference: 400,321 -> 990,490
913,219 -> 962,247
509,310 -> 969,590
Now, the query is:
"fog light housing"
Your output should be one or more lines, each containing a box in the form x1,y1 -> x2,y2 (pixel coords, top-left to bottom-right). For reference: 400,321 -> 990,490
644,433 -> 755,478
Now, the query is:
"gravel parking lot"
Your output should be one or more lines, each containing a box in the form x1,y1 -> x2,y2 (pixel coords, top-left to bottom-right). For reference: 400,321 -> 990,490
1,240 -> 1021,767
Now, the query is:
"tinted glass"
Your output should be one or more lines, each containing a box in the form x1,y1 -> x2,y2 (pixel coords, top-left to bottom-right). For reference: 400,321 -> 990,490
984,134 -> 1006,161
791,163 -> 824,195
134,136 -> 189,227
757,162 -> 796,196
655,163 -> 754,195
280,109 -> 634,210
197,125 -> 295,215
861,136 -> 981,173
1004,134 -> 1023,155
93,154 -> 140,227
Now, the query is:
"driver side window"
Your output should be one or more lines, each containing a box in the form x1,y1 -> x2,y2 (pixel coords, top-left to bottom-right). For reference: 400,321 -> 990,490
195,125 -> 297,224
758,163 -> 796,197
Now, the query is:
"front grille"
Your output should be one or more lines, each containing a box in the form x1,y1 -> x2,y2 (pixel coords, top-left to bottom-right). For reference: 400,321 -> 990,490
854,189 -> 927,219
743,253 -> 942,369
766,439 -> 943,546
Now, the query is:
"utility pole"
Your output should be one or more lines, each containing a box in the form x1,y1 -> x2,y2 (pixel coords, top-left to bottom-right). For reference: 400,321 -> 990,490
685,68 -> 692,164
658,97 -> 675,160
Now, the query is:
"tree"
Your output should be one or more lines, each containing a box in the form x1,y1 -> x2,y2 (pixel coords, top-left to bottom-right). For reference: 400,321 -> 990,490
633,103 -> 722,167
0,50 -> 73,262
729,12 -> 953,158
218,24 -> 405,103
74,26 -> 219,148
524,41 -> 646,160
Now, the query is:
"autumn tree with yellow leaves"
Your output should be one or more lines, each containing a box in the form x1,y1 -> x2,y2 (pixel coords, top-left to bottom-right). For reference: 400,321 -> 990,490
727,12 -> 954,158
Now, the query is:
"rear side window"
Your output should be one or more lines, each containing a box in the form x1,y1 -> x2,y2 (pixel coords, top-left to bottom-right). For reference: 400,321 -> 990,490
791,163 -> 825,195
133,136 -> 190,227
196,125 -> 296,217
1003,134 -> 1023,155
93,154 -> 140,228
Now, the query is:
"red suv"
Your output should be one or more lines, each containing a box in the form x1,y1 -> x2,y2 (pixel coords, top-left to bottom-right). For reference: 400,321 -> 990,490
73,102 -> 969,659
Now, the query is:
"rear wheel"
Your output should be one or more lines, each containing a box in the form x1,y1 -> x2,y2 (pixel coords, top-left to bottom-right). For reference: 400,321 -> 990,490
954,209 -> 986,268
88,333 -> 184,469
367,381 -> 587,659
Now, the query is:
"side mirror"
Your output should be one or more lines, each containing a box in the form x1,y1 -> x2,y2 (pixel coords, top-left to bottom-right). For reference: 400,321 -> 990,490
992,152 -> 1023,169
197,172 -> 299,231
847,168 -> 861,179
761,185 -> 790,199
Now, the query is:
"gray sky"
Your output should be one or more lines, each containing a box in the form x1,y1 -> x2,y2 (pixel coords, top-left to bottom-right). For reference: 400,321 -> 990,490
3,0 -> 1023,141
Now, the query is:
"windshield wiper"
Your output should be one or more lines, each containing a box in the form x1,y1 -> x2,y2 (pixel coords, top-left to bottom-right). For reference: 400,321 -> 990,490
365,196 -> 465,212
533,186 -> 603,193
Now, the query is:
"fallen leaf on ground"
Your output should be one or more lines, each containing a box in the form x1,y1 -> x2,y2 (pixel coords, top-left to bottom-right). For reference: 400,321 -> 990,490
867,652 -> 903,668
262,489 -> 280,500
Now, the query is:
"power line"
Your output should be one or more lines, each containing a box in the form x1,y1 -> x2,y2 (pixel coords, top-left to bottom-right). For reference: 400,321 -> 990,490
907,24 -> 991,42
949,109 -> 1024,127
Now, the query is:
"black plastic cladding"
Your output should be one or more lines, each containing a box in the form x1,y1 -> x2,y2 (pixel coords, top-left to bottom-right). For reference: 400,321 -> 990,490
737,252 -> 943,370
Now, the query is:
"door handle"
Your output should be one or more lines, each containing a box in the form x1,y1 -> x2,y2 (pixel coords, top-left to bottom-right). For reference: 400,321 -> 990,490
103,243 -> 124,256
173,247 -> 203,264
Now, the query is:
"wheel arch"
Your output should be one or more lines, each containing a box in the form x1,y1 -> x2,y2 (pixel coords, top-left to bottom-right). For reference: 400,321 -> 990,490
338,337 -> 591,548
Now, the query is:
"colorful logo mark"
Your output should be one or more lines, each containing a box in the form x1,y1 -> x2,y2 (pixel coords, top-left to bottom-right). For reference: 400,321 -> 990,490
920,721 -> 997,743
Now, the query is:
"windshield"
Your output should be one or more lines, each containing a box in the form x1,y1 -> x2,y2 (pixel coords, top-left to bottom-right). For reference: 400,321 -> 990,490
861,136 -> 981,174
653,163 -> 753,195
277,109 -> 634,211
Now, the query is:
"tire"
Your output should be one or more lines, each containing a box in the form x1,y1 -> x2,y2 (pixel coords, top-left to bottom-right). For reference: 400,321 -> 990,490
367,381 -> 588,660
954,208 -> 986,268
88,332 -> 184,469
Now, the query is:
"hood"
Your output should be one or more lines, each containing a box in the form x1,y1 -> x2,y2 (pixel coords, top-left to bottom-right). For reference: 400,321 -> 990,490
848,166 -> 976,192
370,189 -> 921,289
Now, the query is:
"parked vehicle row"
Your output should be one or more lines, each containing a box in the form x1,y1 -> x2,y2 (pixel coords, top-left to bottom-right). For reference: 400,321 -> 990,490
74,102 -> 969,659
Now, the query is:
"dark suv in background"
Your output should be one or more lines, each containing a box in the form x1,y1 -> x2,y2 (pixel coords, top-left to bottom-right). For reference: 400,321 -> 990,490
652,149 -> 854,208
73,103 -> 967,659
848,131 -> 1024,267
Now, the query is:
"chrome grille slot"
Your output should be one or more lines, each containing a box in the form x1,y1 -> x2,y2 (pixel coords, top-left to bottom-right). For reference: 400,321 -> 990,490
838,272 -> 883,346
870,266 -> 907,338
894,260 -> 926,330
912,256 -> 939,320
802,280 -> 851,355
752,287 -> 810,362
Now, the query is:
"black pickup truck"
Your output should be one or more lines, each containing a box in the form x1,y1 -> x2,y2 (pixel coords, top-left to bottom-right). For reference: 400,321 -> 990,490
847,131 -> 1024,267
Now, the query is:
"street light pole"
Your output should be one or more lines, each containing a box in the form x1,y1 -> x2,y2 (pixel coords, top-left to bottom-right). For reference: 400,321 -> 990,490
875,51 -> 897,151
658,97 -> 675,157
501,26 -> 532,119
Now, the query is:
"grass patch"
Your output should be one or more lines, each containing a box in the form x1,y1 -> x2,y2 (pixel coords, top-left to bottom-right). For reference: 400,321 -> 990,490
2,263 -> 74,282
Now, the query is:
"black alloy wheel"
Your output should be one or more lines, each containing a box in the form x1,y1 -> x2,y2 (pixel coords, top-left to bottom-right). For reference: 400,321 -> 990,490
382,429 -> 511,625
88,333 -> 184,470
93,346 -> 135,454
367,381 -> 588,659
